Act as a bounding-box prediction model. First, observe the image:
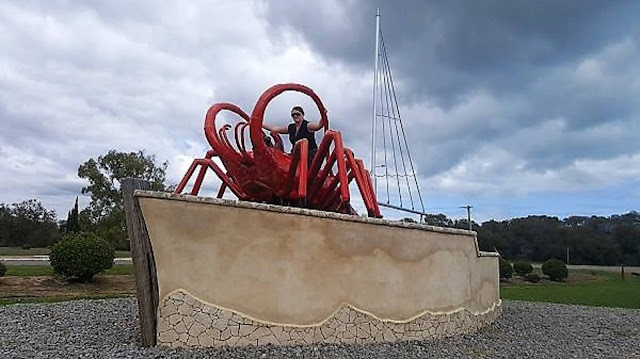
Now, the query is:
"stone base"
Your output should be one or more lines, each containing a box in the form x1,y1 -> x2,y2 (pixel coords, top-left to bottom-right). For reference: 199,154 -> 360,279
157,290 -> 502,348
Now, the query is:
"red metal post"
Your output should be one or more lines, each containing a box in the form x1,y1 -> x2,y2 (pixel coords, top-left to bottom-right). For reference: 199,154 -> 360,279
191,161 -> 209,195
283,140 -> 308,198
332,132 -> 350,204
175,161 -> 199,194
216,183 -> 227,198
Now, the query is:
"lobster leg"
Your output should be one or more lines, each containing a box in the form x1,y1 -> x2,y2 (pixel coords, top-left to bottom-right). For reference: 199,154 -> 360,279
321,168 -> 356,212
346,150 -> 382,218
308,130 -> 337,183
175,160 -> 201,195
191,163 -> 209,195
234,122 -> 250,158
308,151 -> 337,201
216,183 -> 227,198
219,125 -> 234,152
201,158 -> 246,199
283,139 -> 308,199
357,159 -> 381,217
308,131 -> 350,209
316,174 -> 341,208
174,156 -> 246,199
332,131 -> 350,205
270,131 -> 284,151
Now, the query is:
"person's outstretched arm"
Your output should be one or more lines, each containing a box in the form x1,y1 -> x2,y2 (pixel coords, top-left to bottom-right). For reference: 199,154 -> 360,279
263,123 -> 288,134
306,117 -> 327,131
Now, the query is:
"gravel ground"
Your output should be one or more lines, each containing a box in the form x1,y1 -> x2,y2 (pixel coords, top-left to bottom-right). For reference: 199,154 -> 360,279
1,298 -> 639,359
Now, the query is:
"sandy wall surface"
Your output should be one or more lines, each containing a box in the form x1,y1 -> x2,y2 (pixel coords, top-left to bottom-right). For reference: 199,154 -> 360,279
136,192 -> 500,347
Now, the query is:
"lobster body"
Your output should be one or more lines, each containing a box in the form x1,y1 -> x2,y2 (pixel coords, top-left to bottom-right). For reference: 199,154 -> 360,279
175,84 -> 381,218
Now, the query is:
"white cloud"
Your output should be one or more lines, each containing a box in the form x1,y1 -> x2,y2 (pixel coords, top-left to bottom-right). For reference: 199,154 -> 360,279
0,1 -> 377,216
428,149 -> 640,197
0,1 -> 638,222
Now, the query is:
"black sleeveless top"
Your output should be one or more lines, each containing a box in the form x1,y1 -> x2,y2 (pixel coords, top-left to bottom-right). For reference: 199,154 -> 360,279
288,120 -> 318,156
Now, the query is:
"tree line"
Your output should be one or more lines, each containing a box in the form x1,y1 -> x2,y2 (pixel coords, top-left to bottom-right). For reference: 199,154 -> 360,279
0,150 -> 168,251
1,149 -> 638,265
0,199 -> 61,248
420,212 -> 640,266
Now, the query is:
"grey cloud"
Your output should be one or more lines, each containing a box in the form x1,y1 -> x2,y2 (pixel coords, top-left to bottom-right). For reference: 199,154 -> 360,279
259,1 -> 640,189
262,1 -> 637,104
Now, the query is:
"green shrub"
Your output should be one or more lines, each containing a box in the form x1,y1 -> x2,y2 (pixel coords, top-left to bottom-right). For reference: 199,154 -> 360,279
499,258 -> 513,279
513,261 -> 534,276
49,232 -> 115,282
0,261 -> 6,277
524,273 -> 540,283
542,259 -> 568,282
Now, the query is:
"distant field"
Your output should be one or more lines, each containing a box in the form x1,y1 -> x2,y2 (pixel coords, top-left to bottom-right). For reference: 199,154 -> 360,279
0,246 -> 131,258
501,269 -> 640,309
4,264 -> 134,277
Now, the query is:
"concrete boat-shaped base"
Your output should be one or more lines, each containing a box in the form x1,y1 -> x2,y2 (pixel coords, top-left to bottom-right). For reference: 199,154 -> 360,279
157,289 -> 501,348
134,191 -> 501,348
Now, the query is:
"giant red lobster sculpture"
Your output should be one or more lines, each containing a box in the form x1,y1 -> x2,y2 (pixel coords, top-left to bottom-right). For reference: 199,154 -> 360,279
175,83 -> 381,218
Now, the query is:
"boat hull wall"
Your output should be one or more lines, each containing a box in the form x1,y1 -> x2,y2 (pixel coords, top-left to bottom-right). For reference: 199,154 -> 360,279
135,192 -> 501,347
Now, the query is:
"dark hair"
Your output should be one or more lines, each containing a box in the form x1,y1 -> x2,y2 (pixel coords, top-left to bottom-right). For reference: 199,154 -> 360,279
291,106 -> 304,115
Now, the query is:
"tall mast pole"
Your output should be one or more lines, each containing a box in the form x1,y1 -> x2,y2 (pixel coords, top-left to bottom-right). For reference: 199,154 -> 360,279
371,8 -> 381,193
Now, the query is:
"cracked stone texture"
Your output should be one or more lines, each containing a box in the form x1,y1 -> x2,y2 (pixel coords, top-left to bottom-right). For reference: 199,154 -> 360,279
157,290 -> 501,348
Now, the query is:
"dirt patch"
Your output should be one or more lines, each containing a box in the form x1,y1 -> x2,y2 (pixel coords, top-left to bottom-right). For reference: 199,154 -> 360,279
0,275 -> 136,300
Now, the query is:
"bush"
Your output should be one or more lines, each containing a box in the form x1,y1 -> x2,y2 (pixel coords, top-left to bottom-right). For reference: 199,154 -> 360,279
542,259 -> 568,282
49,232 -> 115,282
499,258 -> 513,279
513,261 -> 534,276
0,261 -> 6,277
524,273 -> 540,283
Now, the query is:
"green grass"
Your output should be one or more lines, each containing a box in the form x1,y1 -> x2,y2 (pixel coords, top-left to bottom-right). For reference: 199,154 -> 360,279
0,247 -> 131,258
5,265 -> 53,276
501,270 -> 640,309
0,294 -> 133,306
4,264 -> 133,277
0,247 -> 50,255
103,264 -> 134,275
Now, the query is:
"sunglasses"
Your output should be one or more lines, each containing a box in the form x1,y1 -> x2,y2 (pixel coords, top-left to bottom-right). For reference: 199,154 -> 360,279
291,112 -> 302,118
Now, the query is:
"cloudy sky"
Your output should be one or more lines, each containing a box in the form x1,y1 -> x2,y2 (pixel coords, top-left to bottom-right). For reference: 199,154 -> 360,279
1,0 -> 638,223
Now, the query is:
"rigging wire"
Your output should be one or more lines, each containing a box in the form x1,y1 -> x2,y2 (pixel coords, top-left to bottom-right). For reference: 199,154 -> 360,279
381,30 -> 411,209
380,31 -> 403,206
373,24 -> 426,216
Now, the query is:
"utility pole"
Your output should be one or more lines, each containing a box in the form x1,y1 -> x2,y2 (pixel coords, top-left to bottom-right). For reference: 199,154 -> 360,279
460,205 -> 473,231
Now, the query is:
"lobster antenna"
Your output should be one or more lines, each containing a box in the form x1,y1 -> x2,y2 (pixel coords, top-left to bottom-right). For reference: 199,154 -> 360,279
371,10 -> 427,220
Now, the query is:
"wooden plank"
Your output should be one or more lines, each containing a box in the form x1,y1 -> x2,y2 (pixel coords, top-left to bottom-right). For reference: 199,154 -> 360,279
122,178 -> 159,347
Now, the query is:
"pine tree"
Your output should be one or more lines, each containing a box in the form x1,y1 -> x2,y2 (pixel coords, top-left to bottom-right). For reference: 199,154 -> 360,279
66,197 -> 80,233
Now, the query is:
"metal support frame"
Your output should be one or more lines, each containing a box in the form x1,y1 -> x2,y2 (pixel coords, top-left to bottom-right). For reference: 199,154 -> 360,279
371,8 -> 381,193
370,9 -> 427,220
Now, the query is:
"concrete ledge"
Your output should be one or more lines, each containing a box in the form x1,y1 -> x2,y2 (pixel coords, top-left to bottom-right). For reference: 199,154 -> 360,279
134,190 -> 482,238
